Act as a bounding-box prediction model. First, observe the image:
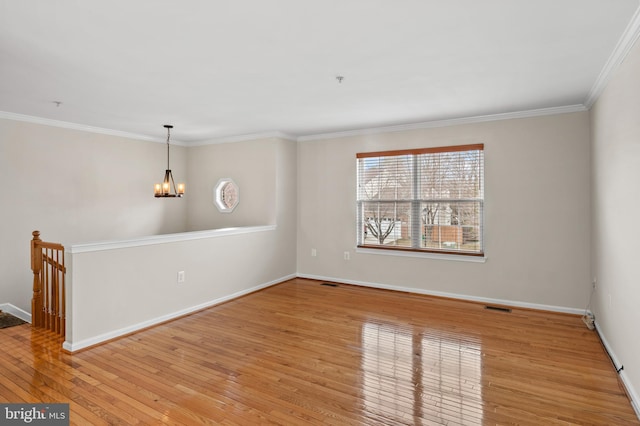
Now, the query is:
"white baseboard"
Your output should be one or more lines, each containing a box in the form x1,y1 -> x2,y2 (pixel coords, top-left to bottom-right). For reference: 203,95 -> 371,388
296,273 -> 586,315
0,303 -> 32,323
594,321 -> 640,420
63,274 -> 296,352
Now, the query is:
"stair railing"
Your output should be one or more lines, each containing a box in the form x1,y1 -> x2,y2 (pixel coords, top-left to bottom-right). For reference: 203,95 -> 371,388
31,230 -> 66,338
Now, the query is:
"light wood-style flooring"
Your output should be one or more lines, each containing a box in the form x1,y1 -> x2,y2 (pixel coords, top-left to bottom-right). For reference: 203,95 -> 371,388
1,278 -> 638,425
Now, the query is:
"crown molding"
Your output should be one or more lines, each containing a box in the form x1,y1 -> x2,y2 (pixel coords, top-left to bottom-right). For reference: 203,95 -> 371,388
584,5 -> 640,107
0,111 -> 187,145
188,131 -> 297,146
297,104 -> 587,142
2,104 -> 588,147
0,111 -> 294,146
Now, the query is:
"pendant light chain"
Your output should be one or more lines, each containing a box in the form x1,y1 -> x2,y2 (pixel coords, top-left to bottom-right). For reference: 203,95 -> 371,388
166,125 -> 171,170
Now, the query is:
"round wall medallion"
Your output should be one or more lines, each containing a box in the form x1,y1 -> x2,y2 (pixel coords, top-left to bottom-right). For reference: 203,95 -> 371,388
214,178 -> 239,213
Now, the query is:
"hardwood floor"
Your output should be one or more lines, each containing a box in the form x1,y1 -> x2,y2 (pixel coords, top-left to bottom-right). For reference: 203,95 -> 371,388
1,278 -> 638,425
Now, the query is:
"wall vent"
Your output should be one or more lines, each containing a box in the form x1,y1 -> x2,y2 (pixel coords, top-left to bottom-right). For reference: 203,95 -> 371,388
484,305 -> 512,313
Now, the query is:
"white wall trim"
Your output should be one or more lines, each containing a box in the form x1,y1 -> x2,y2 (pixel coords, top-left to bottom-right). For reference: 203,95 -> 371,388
296,105 -> 587,142
62,273 -> 295,352
0,111 -> 187,145
0,303 -> 32,323
67,225 -> 276,253
585,6 -> 640,107
594,321 -> 640,420
188,131 -> 297,146
3,106 -> 588,147
297,273 -> 585,315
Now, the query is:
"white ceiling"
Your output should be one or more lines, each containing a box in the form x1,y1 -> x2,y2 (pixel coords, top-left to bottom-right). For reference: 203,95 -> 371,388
1,0 -> 639,143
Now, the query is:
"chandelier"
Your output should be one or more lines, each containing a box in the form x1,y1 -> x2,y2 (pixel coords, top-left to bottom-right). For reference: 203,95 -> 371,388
154,125 -> 185,197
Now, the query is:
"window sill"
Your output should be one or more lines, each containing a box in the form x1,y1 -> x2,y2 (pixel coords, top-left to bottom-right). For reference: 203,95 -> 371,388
355,246 -> 486,263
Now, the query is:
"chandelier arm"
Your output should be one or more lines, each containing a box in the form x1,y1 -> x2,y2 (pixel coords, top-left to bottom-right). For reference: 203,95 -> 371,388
170,170 -> 177,194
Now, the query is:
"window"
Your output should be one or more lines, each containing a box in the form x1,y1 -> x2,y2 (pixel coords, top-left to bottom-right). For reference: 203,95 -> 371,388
357,144 -> 484,256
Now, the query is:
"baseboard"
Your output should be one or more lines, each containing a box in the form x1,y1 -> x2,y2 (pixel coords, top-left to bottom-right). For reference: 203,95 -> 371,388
0,303 -> 32,323
296,273 -> 586,315
594,321 -> 640,420
63,274 -> 296,352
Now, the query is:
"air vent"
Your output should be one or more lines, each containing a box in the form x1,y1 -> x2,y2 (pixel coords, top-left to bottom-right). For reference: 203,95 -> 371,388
321,282 -> 338,287
484,305 -> 512,313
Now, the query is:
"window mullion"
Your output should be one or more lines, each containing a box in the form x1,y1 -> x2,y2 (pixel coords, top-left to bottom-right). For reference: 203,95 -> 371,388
411,155 -> 420,249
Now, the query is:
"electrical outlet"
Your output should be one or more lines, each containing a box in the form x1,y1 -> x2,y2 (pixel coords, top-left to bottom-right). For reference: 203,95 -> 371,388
344,251 -> 350,260
592,277 -> 597,290
311,248 -> 317,257
177,271 -> 185,283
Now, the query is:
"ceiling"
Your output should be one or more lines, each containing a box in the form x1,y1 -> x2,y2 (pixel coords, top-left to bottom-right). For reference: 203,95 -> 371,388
1,0 -> 639,143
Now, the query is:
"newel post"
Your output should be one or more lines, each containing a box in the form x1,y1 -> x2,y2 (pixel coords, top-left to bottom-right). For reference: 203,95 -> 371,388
31,230 -> 43,328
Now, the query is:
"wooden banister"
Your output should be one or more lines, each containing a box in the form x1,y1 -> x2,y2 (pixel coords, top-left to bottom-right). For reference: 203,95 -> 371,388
31,230 -> 66,339
31,231 -> 43,328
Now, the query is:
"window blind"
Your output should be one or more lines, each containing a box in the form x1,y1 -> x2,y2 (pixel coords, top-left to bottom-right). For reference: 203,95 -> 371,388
357,144 -> 484,256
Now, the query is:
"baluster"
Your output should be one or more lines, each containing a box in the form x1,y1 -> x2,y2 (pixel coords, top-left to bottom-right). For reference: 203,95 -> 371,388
51,249 -> 58,333
60,249 -> 66,338
55,249 -> 61,334
43,251 -> 49,330
31,231 -> 43,328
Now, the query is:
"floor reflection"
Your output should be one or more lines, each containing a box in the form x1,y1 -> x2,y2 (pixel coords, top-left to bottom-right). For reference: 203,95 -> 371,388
361,322 -> 482,425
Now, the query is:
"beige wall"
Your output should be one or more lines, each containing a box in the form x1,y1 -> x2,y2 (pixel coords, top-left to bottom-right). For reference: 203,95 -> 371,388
0,119 -> 187,312
591,37 -> 640,410
66,138 -> 297,349
185,138 -> 278,231
297,112 -> 592,310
